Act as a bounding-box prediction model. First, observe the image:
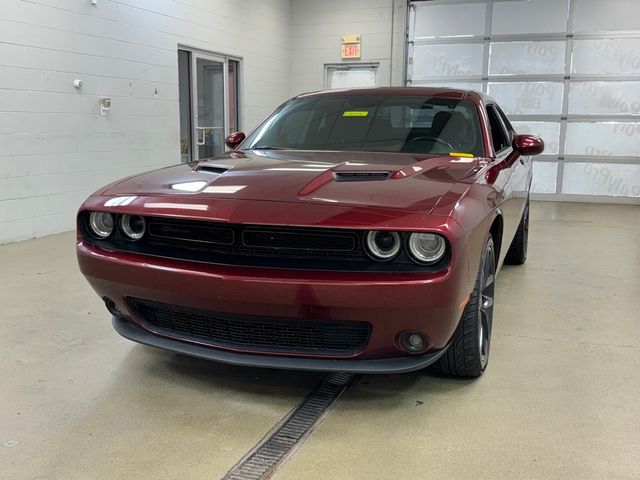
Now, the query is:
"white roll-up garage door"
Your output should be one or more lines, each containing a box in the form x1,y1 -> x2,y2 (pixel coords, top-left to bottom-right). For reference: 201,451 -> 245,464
406,0 -> 640,202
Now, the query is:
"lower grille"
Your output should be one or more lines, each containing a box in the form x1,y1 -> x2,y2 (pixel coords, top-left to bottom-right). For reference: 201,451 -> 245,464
128,298 -> 371,355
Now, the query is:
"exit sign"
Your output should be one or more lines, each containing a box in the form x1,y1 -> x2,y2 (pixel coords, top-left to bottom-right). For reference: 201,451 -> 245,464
341,43 -> 361,59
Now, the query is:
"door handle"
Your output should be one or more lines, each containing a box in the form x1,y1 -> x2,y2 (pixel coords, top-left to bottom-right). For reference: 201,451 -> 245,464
196,126 -> 223,146
196,127 -> 207,145
519,157 -> 526,165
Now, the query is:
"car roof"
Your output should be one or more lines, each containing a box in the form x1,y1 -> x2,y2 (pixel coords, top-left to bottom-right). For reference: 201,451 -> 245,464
295,87 -> 494,105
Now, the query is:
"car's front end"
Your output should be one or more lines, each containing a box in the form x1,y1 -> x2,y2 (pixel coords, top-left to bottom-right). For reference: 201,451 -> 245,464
76,158 -> 478,373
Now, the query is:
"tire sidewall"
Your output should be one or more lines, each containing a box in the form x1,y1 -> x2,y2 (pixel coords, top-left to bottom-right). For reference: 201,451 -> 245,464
476,235 -> 495,372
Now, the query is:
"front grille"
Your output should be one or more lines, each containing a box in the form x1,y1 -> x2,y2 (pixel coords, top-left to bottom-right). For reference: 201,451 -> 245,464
146,217 -> 363,260
128,298 -> 372,355
241,228 -> 355,251
148,221 -> 234,245
79,213 -> 449,272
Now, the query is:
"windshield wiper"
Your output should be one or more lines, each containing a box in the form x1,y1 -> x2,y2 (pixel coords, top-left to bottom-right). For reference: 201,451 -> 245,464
251,145 -> 285,150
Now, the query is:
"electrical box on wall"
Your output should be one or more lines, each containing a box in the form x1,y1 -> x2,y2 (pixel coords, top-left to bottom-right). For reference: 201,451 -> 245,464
99,98 -> 111,116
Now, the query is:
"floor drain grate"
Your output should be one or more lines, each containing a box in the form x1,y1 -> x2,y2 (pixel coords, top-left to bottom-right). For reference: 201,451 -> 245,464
221,372 -> 358,480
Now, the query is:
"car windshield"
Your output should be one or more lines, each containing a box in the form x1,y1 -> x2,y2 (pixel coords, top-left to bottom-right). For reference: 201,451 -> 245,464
243,94 -> 484,157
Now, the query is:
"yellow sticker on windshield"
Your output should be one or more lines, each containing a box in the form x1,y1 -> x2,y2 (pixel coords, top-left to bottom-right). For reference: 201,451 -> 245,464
449,152 -> 474,158
342,111 -> 369,117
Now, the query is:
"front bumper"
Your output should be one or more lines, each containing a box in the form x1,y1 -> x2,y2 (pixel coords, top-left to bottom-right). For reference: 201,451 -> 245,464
113,315 -> 449,373
78,240 -> 473,367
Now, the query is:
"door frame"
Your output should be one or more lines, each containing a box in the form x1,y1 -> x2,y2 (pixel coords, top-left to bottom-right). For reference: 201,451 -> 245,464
178,45 -> 242,162
191,51 -> 227,161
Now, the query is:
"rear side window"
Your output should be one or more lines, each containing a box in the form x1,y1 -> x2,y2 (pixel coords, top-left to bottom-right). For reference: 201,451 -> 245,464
486,105 -> 510,153
494,105 -> 514,143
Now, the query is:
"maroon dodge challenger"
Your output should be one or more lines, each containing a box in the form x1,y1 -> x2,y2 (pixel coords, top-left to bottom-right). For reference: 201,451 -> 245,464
77,88 -> 543,377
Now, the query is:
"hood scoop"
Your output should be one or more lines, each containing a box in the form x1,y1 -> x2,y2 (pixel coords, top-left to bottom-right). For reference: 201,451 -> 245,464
333,171 -> 391,182
196,164 -> 230,175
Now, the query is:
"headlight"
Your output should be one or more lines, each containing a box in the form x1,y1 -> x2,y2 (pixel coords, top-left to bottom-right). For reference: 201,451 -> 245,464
408,233 -> 446,264
88,212 -> 114,239
120,215 -> 146,241
365,231 -> 401,260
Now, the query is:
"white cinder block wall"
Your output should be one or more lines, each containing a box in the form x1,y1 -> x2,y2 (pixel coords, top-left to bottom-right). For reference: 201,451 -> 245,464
0,0 -> 293,243
289,0 -> 406,94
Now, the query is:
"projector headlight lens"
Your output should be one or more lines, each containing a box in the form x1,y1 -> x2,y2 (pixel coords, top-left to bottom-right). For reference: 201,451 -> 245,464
120,215 -> 146,241
408,233 -> 446,264
365,231 -> 401,260
88,212 -> 114,239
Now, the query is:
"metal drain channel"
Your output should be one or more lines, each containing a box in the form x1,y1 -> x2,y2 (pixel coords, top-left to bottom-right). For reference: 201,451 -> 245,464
221,372 -> 359,480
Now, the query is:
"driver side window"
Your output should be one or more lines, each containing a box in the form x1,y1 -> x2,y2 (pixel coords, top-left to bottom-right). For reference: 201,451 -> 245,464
486,105 -> 510,154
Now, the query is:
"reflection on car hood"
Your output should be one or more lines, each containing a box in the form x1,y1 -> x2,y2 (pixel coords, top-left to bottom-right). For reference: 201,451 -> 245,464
101,150 -> 481,213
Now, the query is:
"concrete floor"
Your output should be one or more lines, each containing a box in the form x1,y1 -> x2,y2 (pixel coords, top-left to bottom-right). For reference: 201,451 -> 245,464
1,201 -> 639,480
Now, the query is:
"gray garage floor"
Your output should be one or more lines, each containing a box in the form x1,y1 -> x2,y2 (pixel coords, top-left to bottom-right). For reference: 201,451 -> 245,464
1,201 -> 639,480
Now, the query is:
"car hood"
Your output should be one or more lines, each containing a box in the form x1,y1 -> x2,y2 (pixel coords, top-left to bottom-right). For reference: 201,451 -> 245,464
101,150 -> 481,213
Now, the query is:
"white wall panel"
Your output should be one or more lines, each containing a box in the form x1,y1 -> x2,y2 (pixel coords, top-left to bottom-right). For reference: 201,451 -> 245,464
0,0 -> 293,243
289,0 -> 401,94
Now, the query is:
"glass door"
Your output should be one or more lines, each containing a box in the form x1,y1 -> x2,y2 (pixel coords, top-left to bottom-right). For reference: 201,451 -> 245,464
192,53 -> 227,160
178,49 -> 241,162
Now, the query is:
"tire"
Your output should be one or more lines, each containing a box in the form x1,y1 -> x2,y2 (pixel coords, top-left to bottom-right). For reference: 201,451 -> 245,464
434,236 -> 496,378
504,199 -> 529,265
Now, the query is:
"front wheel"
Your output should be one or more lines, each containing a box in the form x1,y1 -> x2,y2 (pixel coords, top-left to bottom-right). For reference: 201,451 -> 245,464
434,236 -> 496,377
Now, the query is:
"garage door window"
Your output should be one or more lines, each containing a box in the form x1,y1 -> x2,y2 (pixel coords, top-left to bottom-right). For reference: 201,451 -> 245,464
407,0 -> 640,201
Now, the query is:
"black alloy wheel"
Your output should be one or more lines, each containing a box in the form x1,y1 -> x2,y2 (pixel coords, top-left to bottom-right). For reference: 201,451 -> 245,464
434,236 -> 496,377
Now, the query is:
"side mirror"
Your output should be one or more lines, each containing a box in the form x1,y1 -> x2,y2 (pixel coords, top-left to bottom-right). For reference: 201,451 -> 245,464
513,134 -> 544,156
225,131 -> 245,150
